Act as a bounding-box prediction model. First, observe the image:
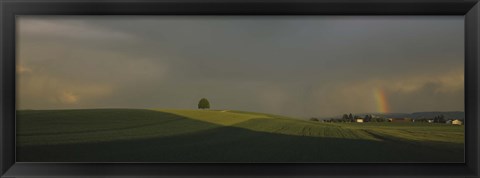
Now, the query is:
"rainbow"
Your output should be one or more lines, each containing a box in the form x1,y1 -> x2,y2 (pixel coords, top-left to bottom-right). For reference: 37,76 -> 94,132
374,88 -> 389,113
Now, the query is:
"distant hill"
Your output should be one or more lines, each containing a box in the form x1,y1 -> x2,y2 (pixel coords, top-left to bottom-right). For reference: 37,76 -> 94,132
408,111 -> 465,120
334,111 -> 465,120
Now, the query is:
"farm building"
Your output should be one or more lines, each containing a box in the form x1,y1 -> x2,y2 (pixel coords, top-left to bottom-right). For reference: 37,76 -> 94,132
452,119 -> 463,125
446,120 -> 452,124
356,118 -> 364,123
388,118 -> 412,122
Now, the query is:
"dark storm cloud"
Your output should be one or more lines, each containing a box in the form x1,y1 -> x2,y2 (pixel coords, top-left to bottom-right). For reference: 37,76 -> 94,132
17,16 -> 464,118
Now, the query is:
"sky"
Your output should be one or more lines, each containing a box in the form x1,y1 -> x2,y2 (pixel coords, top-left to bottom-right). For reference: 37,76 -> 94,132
16,16 -> 464,118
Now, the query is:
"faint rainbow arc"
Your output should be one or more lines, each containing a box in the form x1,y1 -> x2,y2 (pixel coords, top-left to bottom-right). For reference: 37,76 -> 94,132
374,88 -> 389,113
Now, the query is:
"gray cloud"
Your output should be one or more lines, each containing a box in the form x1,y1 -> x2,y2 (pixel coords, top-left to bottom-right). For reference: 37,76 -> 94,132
17,16 -> 464,118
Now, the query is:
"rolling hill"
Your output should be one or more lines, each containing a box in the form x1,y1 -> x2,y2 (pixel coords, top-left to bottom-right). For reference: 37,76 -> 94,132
16,109 -> 464,162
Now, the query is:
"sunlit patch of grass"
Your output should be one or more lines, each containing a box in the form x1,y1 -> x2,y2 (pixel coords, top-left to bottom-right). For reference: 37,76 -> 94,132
156,109 -> 270,125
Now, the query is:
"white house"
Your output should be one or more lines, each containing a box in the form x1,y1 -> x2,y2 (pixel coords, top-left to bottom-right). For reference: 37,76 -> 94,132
452,119 -> 463,125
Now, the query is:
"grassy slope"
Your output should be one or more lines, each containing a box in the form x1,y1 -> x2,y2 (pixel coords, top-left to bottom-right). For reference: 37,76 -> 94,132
17,109 -> 464,162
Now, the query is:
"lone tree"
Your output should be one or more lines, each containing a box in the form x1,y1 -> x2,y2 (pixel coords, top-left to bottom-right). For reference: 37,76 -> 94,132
198,98 -> 210,109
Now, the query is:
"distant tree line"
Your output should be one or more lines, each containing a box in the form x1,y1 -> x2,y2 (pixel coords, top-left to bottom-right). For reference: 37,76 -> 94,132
315,114 -> 463,124
319,113 -> 387,123
414,115 -> 451,123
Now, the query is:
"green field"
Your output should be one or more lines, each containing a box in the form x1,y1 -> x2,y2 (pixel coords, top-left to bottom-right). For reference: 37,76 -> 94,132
17,109 -> 464,162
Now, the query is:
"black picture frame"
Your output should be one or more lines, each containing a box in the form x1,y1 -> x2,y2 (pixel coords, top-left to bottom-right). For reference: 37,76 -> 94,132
1,0 -> 479,177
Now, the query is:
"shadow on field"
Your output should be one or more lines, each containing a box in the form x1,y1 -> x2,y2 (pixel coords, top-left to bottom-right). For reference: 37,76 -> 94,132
17,110 -> 464,163
17,109 -> 206,136
16,109 -> 220,146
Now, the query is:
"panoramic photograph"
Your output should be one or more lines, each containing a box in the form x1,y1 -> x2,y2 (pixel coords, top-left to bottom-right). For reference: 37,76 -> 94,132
16,16 -> 464,162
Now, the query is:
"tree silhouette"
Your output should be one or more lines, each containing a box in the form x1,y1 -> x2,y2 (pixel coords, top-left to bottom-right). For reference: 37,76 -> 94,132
364,115 -> 370,122
198,98 -> 210,109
